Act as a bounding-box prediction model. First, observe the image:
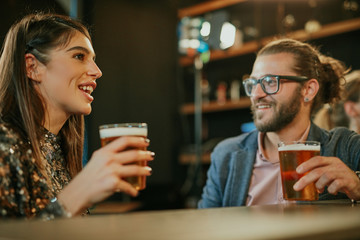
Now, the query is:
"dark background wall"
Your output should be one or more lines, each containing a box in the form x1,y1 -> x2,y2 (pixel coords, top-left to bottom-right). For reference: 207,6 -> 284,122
87,0 -> 183,209
89,0 -> 178,186
0,0 -> 66,43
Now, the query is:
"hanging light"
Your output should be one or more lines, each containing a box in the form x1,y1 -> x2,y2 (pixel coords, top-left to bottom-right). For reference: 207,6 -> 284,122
219,22 -> 236,49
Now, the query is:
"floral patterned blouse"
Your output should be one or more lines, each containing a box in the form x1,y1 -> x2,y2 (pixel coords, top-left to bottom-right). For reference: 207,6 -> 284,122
0,119 -> 72,220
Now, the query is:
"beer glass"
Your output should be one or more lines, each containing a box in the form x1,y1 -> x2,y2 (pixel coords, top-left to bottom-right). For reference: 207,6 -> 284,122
278,141 -> 320,201
99,123 -> 148,190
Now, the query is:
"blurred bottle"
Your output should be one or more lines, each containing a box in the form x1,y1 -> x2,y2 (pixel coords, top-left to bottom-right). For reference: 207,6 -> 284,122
216,81 -> 227,104
230,20 -> 243,49
201,78 -> 210,103
230,79 -> 240,100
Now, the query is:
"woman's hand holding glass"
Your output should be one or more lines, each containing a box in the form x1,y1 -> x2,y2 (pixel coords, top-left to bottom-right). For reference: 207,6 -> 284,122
57,136 -> 154,216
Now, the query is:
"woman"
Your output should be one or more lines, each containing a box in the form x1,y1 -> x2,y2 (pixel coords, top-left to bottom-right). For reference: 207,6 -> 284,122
0,13 -> 154,219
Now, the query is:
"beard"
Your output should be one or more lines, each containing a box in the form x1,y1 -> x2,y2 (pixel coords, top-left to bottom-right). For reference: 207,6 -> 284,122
251,87 -> 302,132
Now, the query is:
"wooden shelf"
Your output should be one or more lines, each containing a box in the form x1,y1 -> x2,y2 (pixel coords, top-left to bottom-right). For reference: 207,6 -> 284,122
180,97 -> 251,115
179,152 -> 211,164
179,17 -> 360,67
178,0 -> 247,18
285,17 -> 360,41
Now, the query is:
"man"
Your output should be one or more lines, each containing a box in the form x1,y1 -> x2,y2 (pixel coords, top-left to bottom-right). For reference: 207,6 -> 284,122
198,38 -> 360,208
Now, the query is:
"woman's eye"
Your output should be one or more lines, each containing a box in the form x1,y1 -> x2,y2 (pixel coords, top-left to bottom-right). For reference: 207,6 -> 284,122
74,53 -> 85,61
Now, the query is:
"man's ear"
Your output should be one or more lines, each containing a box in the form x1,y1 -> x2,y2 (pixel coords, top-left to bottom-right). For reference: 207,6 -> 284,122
303,78 -> 319,102
25,53 -> 41,83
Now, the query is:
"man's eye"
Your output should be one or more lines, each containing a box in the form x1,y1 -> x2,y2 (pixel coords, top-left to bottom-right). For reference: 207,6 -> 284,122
264,78 -> 277,86
248,79 -> 257,85
74,53 -> 85,61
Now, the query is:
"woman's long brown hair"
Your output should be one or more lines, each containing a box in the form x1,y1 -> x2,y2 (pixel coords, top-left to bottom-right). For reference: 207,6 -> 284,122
0,13 -> 91,178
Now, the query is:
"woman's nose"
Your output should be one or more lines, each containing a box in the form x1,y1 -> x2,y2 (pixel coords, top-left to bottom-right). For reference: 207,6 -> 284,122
88,61 -> 102,79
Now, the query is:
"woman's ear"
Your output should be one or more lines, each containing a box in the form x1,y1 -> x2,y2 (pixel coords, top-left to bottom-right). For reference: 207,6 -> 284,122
25,53 -> 41,83
303,78 -> 319,102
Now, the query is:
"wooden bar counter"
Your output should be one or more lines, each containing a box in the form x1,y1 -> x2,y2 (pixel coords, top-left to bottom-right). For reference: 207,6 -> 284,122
0,200 -> 360,239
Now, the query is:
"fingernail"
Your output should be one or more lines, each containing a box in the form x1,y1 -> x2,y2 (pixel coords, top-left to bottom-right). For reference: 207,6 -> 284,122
150,151 -> 155,157
293,182 -> 299,190
145,166 -> 152,175
145,138 -> 150,143
296,166 -> 302,173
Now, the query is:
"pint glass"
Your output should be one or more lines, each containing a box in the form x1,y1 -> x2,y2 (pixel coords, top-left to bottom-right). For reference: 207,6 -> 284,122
99,123 -> 148,190
278,141 -> 320,201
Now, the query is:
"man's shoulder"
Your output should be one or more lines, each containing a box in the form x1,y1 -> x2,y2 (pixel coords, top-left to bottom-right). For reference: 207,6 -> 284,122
214,130 -> 258,153
310,123 -> 359,142
315,125 -> 360,160
324,126 -> 360,142
209,130 -> 258,170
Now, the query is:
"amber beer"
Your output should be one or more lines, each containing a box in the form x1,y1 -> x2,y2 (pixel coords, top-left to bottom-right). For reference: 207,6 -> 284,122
99,123 -> 148,190
278,141 -> 320,201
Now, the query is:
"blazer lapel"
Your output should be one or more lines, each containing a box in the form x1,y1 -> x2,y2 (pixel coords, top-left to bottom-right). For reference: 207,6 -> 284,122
226,133 -> 258,206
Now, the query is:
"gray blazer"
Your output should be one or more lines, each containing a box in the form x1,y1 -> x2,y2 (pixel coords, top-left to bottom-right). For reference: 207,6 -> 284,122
198,123 -> 360,208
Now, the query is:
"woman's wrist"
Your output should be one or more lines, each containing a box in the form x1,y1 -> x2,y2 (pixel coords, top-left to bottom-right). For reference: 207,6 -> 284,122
38,197 -> 72,221
50,197 -> 72,218
57,175 -> 92,216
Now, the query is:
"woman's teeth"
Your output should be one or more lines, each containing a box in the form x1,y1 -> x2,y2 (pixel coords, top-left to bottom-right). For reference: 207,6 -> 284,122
79,85 -> 93,94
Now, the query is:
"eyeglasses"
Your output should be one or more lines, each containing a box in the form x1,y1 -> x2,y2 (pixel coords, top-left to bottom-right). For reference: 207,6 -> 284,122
242,74 -> 309,97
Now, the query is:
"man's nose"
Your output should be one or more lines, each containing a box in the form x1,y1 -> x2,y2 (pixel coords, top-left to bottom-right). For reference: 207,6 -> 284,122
251,83 -> 267,99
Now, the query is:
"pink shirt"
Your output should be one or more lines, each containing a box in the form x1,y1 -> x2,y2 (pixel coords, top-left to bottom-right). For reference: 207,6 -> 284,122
246,123 -> 311,206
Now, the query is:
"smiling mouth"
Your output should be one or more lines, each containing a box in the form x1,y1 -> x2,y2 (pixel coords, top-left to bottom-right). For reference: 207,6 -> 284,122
79,85 -> 94,95
256,104 -> 272,109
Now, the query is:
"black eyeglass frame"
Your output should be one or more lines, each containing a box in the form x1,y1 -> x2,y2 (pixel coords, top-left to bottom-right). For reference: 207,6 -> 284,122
242,74 -> 309,96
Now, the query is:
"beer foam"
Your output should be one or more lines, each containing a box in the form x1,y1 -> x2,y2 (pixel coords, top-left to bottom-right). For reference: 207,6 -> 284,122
100,127 -> 147,138
278,143 -> 320,152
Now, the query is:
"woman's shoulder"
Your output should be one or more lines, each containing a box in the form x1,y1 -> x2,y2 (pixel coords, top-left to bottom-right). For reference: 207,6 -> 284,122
0,120 -> 24,145
0,120 -> 32,162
